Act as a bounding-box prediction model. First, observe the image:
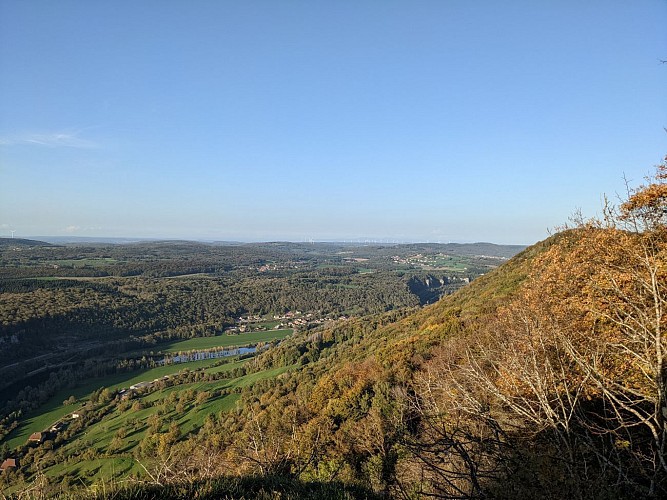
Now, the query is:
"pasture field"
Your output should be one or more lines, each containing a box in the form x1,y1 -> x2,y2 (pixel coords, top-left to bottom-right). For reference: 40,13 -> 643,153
163,329 -> 292,353
4,331 -> 287,451
419,254 -> 469,271
4,357 -> 249,450
37,363 -> 295,485
3,358 -> 295,488
45,457 -> 139,487
253,319 -> 282,329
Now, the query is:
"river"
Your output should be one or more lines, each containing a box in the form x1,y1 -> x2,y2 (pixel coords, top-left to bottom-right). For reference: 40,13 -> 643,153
158,346 -> 259,365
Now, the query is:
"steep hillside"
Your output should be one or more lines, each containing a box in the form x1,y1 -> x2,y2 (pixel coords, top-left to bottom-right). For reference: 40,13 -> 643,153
48,234 -> 570,500
162,163 -> 663,499
4,162 -> 665,499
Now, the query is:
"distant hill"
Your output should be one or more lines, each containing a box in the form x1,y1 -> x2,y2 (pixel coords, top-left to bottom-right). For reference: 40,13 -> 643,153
29,236 -> 157,244
17,237 -> 527,258
0,237 -> 53,247
243,241 -> 527,260
397,241 -> 527,258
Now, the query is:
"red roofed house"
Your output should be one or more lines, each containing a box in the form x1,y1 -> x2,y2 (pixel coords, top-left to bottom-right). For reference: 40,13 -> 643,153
28,432 -> 44,443
1,458 -> 18,471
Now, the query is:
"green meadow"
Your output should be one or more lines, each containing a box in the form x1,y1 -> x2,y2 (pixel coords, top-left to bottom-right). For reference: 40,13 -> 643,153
163,329 -> 292,352
4,329 -> 293,450
4,355 -> 295,487
4,357 -> 248,450
39,363 -> 294,484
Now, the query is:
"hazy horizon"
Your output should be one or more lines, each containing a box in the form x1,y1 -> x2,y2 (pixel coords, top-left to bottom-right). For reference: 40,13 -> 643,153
1,1 -> 665,245
2,234 -> 530,247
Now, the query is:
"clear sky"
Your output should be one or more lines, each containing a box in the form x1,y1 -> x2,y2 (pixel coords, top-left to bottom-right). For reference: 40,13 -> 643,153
1,0 -> 665,244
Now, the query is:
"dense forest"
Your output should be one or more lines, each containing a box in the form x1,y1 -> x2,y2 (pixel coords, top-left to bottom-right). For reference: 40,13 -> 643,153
0,241 -> 514,391
0,238 -> 522,498
1,161 -> 665,498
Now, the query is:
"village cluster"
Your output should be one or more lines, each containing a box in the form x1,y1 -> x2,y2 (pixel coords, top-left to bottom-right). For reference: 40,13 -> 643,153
225,310 -> 348,334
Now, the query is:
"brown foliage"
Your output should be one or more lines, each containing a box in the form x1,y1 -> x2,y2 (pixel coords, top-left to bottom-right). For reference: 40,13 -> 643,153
405,161 -> 667,497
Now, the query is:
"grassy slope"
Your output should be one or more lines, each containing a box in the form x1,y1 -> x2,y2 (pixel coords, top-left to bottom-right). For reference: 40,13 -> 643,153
4,358 -> 249,450
4,326 -> 296,449
46,364 -> 294,475
4,237 -> 557,497
163,329 -> 292,352
7,361 -> 296,489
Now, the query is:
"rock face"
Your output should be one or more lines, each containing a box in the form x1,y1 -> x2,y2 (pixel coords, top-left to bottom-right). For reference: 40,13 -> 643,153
406,274 -> 465,304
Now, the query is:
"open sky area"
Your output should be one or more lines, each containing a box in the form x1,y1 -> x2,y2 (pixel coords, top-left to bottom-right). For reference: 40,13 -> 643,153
1,1 -> 665,245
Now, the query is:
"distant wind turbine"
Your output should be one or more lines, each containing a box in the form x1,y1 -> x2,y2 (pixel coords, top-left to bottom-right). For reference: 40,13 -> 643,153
10,230 -> 15,239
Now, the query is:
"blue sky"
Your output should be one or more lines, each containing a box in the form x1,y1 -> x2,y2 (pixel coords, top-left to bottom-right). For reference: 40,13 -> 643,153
0,0 -> 665,244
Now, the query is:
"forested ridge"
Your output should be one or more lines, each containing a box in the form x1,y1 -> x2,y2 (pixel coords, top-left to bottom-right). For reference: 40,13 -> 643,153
231,163 -> 665,499
0,241 -> 506,391
2,162 -> 666,498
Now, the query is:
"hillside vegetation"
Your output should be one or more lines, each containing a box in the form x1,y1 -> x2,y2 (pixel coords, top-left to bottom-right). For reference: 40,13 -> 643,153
3,160 -> 666,498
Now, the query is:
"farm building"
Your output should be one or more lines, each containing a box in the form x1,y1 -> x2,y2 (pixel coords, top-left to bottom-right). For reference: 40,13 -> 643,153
50,421 -> 67,433
28,432 -> 44,443
1,458 -> 18,471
